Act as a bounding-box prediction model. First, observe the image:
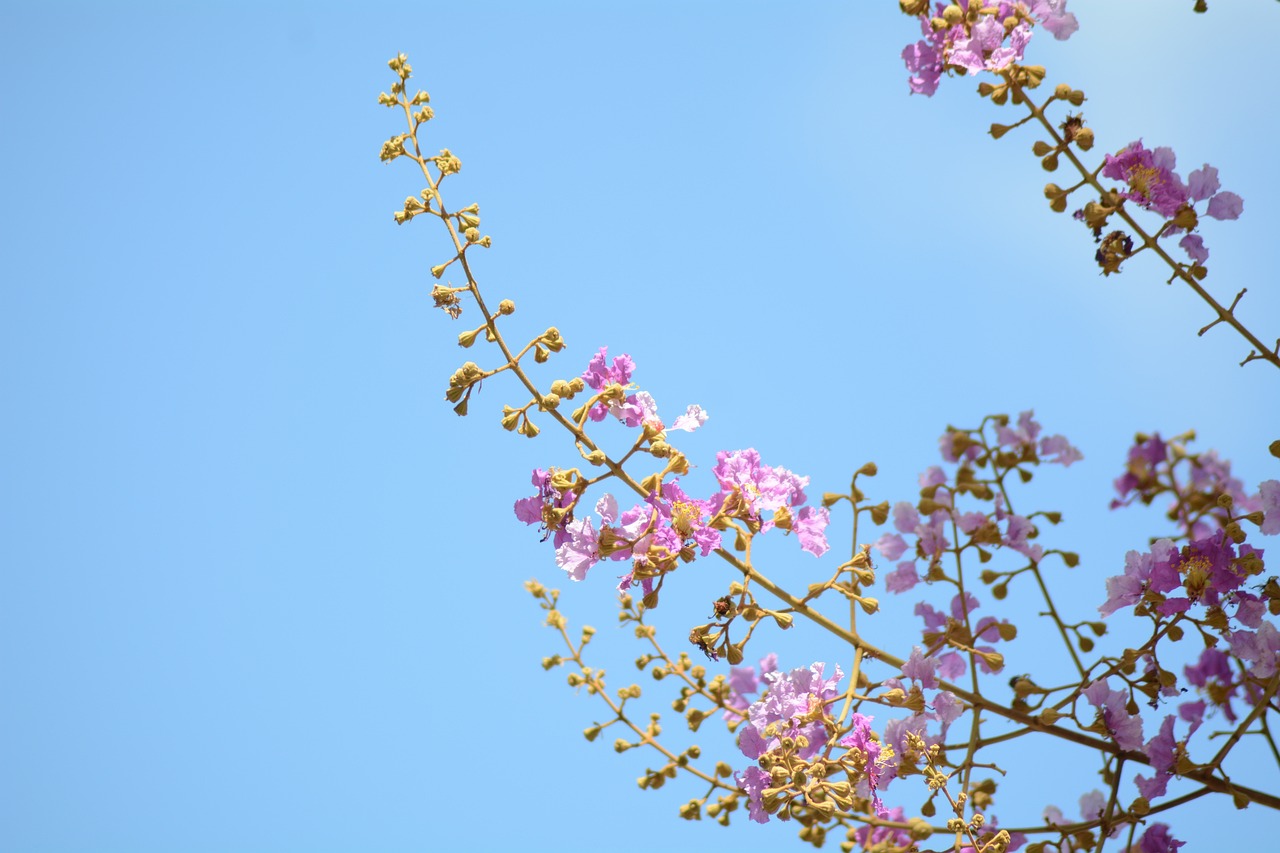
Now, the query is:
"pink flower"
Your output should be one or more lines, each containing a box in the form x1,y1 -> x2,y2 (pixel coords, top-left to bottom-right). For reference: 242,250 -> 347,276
1039,434 -> 1083,467
555,517 -> 600,581
901,646 -> 940,689
580,346 -> 634,390
1102,141 -> 1189,219
1099,540 -> 1178,617
1031,0 -> 1079,40
901,16 -> 943,97
1083,679 -> 1145,751
1137,824 -> 1185,853
738,663 -> 844,762
838,714 -> 889,818
997,410 -> 1042,449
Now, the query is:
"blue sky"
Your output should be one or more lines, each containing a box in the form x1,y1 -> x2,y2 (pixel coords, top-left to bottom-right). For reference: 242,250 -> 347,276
2,2 -> 1277,851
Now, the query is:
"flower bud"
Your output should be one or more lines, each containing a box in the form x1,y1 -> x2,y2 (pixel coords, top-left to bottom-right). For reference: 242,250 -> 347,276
1074,127 -> 1094,150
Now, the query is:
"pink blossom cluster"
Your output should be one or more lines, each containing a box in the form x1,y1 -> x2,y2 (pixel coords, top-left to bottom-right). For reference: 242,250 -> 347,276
1099,141 -> 1243,263
734,662 -> 845,823
515,349 -> 830,588
877,411 -> 1080,593
1109,432 -> 1273,538
902,1 -> 1078,96
580,347 -> 707,432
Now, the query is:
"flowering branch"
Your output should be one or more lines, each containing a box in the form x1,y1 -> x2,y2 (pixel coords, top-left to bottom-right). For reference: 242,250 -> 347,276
379,3 -> 1280,847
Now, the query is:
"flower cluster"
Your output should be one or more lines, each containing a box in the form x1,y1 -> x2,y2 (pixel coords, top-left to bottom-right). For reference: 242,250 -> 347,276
517,349 -> 830,589
901,1 -> 1077,97
1097,141 -> 1243,263
877,411 -> 1081,594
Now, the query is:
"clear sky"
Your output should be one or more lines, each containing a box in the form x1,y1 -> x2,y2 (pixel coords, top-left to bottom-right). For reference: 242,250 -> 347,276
2,1 -> 1277,851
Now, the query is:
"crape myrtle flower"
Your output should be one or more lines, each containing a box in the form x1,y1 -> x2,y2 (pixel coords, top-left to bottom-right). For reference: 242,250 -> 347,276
1083,678 -> 1145,751
580,347 -> 707,433
1030,0 -> 1079,39
838,713 -> 891,818
997,410 -> 1083,468
1111,434 -> 1168,508
514,467 -> 580,546
899,1 -> 1078,97
1099,534 -> 1264,618
737,662 -> 844,762
1183,648 -> 1240,722
1102,142 -> 1189,219
712,449 -> 831,557
1100,142 -> 1243,263
1134,823 -> 1185,853
1098,540 -> 1179,617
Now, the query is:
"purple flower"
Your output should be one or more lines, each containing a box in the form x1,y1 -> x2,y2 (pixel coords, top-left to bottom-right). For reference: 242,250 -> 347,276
1083,679 -> 1145,751
1111,434 -> 1167,508
514,468 -> 578,546
580,346 -> 634,391
1099,539 -> 1178,617
1079,789 -> 1106,820
920,465 -> 949,488
738,662 -> 844,762
1134,715 -> 1177,801
1184,648 -> 1240,722
555,516 -> 600,581
932,690 -> 964,728
1138,824 -> 1185,853
1039,434 -> 1083,467
712,449 -> 808,517
917,511 -> 950,558
1102,141 -> 1189,219
901,646 -> 940,689
1260,480 -> 1280,535
668,404 -> 708,432
652,480 -> 720,557
1004,514 -> 1043,563
997,410 -> 1042,449
1031,0 -> 1079,40
901,16 -> 943,97
838,713 -> 889,818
